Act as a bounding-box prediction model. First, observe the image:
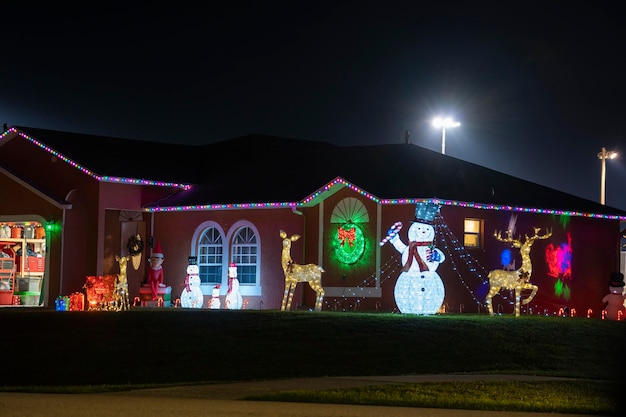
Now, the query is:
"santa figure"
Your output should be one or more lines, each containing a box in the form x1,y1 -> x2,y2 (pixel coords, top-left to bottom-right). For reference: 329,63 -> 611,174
225,262 -> 243,309
147,241 -> 166,300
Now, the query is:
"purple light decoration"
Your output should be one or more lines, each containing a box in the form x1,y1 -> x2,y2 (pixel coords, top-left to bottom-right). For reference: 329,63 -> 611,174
546,233 -> 572,280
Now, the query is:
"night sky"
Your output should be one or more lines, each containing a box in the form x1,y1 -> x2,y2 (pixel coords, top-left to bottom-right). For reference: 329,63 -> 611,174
2,1 -> 625,211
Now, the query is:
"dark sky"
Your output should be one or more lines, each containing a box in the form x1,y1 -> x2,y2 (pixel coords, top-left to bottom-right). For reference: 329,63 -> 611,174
2,1 -> 625,211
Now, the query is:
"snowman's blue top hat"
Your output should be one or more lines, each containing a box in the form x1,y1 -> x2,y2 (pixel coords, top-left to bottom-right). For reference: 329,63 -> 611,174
413,202 -> 440,224
188,256 -> 198,265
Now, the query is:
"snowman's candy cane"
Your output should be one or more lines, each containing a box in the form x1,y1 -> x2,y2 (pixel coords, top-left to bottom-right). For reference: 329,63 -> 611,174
379,222 -> 403,246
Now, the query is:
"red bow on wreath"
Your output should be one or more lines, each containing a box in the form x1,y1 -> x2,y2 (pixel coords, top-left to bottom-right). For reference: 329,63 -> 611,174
338,227 -> 356,247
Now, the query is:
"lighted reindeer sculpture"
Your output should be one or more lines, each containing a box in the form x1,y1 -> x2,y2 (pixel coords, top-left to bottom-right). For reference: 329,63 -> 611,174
280,230 -> 325,311
486,227 -> 552,317
114,255 -> 130,311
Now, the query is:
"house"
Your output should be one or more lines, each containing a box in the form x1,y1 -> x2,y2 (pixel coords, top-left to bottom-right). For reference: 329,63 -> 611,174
1,125 -> 625,316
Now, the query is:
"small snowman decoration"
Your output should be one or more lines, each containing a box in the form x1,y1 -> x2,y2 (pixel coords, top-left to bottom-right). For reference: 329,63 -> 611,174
210,284 -> 221,309
225,262 -> 243,309
384,202 -> 446,314
180,256 -> 204,308
601,271 -> 625,321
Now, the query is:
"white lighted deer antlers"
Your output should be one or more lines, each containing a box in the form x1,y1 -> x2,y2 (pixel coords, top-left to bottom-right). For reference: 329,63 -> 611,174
486,227 -> 552,317
115,255 -> 130,311
280,230 -> 325,311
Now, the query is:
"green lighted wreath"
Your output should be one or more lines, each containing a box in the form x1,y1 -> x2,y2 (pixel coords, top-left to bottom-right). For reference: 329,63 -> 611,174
334,222 -> 365,264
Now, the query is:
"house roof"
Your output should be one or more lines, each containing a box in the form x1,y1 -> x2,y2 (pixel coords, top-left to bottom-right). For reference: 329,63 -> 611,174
6,126 -> 626,218
12,126 -> 201,184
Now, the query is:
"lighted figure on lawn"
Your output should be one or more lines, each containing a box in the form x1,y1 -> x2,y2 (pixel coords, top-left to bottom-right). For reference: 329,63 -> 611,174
225,262 -> 243,309
210,284 -> 221,309
147,241 -> 166,301
602,272 -> 625,321
486,227 -> 552,317
280,230 -> 325,311
381,202 -> 446,315
114,254 -> 130,311
180,256 -> 204,308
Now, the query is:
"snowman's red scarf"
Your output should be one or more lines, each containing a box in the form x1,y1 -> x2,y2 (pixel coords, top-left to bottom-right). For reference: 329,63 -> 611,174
402,241 -> 433,272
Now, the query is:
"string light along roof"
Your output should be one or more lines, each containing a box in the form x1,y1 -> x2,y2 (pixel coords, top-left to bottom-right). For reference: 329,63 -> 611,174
3,127 -> 192,189
3,126 -> 625,220
148,176 -> 626,220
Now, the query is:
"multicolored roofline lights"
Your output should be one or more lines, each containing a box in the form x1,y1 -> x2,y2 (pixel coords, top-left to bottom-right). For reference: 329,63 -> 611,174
3,128 -> 624,221
1,128 -> 190,190
145,177 -> 626,220
147,202 -> 298,212
299,178 -> 626,221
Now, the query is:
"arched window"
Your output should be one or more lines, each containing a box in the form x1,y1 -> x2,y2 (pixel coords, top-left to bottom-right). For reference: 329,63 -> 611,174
197,226 -> 224,285
231,225 -> 260,295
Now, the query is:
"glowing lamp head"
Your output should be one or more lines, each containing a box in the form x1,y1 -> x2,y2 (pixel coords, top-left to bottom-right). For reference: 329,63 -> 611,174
597,148 -> 618,160
432,117 -> 460,129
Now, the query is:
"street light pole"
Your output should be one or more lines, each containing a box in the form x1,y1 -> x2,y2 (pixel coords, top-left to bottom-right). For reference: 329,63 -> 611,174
441,126 -> 447,155
597,147 -> 618,205
432,117 -> 460,155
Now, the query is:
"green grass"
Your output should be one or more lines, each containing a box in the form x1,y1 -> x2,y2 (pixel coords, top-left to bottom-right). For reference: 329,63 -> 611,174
1,308 -> 624,414
246,380 -> 619,415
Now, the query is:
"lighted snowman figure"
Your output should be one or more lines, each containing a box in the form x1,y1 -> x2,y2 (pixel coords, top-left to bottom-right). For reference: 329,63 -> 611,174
180,256 -> 204,308
210,284 -> 221,309
384,202 -> 446,314
225,262 -> 243,309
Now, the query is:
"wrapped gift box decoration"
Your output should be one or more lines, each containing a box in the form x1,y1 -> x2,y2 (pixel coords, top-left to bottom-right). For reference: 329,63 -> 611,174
84,275 -> 117,309
70,292 -> 85,311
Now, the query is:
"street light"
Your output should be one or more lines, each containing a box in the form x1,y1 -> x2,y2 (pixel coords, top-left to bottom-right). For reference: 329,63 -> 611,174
432,117 -> 460,155
597,147 -> 618,205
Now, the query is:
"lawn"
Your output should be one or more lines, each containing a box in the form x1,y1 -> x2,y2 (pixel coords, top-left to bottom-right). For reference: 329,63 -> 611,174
246,380 -> 620,415
1,307 -> 624,414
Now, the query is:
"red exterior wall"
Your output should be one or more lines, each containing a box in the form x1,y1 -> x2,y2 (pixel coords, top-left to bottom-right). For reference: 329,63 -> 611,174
2,132 -> 623,316
1,134 -> 180,306
288,187 -> 622,317
148,207 -> 305,310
